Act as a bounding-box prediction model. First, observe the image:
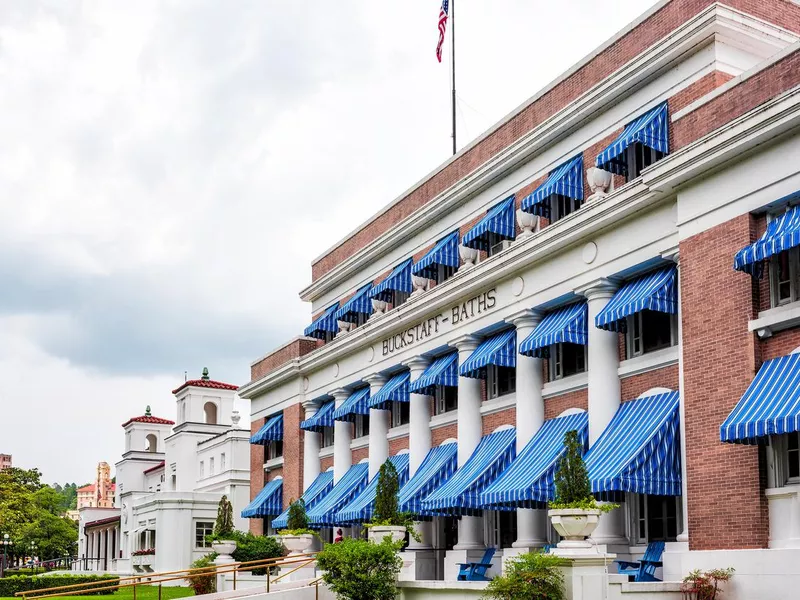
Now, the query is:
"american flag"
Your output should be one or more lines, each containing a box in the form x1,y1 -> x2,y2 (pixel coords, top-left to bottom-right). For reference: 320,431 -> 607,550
436,0 -> 449,63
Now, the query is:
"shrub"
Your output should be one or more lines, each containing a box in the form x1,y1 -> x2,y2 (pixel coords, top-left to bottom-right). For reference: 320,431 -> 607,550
316,538 -> 403,600
550,431 -> 616,513
483,551 -> 565,600
0,574 -> 118,597
185,553 -> 217,596
214,495 -> 235,538
287,499 -> 308,530
681,568 -> 735,600
230,532 -> 285,575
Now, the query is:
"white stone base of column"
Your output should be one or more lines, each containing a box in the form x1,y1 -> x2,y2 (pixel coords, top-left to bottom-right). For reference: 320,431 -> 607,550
444,549 -> 502,581
589,505 -> 628,547
453,515 -> 484,550
399,550 -> 437,581
554,552 -> 617,600
406,521 -> 432,551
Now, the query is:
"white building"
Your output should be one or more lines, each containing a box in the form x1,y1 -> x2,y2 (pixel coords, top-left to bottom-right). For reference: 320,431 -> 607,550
101,369 -> 252,575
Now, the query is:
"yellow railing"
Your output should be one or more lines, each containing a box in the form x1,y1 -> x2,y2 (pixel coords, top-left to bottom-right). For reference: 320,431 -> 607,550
15,553 -> 319,600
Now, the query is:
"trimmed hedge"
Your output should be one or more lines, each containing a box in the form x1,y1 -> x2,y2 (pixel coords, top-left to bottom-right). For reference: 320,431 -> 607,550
0,574 -> 119,597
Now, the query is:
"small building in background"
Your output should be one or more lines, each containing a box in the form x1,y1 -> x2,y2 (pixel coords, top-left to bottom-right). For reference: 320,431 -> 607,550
0,454 -> 12,471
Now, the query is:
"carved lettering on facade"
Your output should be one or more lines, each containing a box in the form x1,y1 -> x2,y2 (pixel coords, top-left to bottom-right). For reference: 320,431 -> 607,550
381,288 -> 497,356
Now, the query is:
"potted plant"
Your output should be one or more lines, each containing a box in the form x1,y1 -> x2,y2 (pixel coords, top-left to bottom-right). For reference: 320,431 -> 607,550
681,568 -> 734,600
277,499 -> 317,555
364,460 -> 420,544
547,431 -> 617,549
210,495 -> 238,556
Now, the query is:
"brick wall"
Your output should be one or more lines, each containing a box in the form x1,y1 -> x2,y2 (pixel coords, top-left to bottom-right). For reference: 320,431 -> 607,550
544,389 -> 588,420
249,418 -> 266,536
431,423 -> 458,446
320,455 -> 334,472
266,467 -> 283,482
762,328 -> 800,361
312,0 -> 800,282
681,213 -> 768,550
282,404 -> 304,509
482,407 -> 516,435
620,364 -> 680,400
352,447 -> 369,464
251,338 -> 320,382
389,436 -> 409,455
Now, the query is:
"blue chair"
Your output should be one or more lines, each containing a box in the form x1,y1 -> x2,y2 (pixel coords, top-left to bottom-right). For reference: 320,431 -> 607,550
541,544 -> 553,554
457,547 -> 496,581
616,541 -> 665,582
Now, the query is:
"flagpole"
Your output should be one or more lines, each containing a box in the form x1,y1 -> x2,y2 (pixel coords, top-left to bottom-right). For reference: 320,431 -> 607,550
450,0 -> 457,155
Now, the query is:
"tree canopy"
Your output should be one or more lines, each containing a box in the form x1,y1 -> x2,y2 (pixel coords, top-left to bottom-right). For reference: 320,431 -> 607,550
0,468 -> 78,559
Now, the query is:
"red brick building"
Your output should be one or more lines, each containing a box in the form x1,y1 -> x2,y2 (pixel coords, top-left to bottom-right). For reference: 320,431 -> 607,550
239,1 -> 800,594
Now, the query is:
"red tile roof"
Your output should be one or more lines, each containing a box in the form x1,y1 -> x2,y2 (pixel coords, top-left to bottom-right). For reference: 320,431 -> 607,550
78,483 -> 117,493
143,461 -> 166,475
121,415 -> 175,428
171,378 -> 239,395
85,515 -> 121,529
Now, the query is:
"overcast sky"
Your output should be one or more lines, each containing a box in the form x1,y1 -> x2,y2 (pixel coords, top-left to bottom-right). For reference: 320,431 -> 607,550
0,0 -> 659,484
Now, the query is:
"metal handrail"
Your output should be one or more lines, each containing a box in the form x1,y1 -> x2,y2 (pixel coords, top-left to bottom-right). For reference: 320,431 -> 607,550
16,553 -> 318,599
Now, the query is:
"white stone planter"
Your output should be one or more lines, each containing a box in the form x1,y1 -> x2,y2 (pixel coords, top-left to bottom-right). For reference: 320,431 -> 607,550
586,167 -> 612,200
280,534 -> 315,556
211,540 -> 238,557
548,508 -> 601,549
368,525 -> 407,544
410,274 -> 429,297
458,245 -> 479,270
515,208 -> 539,239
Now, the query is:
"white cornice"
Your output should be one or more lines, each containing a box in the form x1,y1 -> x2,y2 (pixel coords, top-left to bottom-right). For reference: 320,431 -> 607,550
242,82 -> 800,401
300,4 -> 792,304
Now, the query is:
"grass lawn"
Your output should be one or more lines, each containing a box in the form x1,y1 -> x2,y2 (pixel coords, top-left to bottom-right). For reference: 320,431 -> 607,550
1,585 -> 194,600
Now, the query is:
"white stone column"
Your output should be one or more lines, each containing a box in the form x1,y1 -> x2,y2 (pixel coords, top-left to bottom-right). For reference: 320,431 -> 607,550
365,374 -> 389,479
578,279 -> 627,546
506,310 -> 548,549
404,357 -> 433,550
331,389 -> 353,484
452,335 -> 484,551
302,400 -> 322,491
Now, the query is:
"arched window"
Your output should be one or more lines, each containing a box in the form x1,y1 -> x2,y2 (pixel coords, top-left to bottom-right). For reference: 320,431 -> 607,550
146,434 -> 158,453
204,402 -> 218,425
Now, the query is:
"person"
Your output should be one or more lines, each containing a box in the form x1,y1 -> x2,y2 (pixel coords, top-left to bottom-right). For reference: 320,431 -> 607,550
334,528 -> 344,543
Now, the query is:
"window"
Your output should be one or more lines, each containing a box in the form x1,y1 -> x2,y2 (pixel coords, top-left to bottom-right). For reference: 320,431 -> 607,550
199,461 -> 204,478
627,310 -> 678,358
220,453 -> 226,471
487,365 -> 516,399
484,510 -> 517,549
436,263 -> 456,285
625,143 -> 665,182
266,440 -> 283,461
790,433 -> 800,481
550,343 -> 586,380
770,247 -> 800,307
209,457 -> 215,475
434,385 -> 458,415
322,426 -> 335,448
390,289 -> 410,309
771,432 -> 800,486
549,194 -> 580,223
171,475 -> 176,489
355,414 -> 370,438
633,495 -> 680,543
391,401 -> 410,428
195,522 -> 214,548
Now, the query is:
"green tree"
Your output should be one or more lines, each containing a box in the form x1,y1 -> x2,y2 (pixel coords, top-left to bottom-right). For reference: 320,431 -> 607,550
213,495 -> 234,538
373,460 -> 399,524
552,430 -> 591,506
286,499 -> 309,531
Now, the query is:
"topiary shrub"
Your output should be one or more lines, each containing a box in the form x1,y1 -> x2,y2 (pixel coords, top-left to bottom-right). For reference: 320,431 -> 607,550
483,551 -> 565,600
214,495 -> 235,539
549,431 -> 616,513
231,532 -> 286,575
279,498 -> 316,536
316,538 -> 403,600
364,459 -> 420,542
0,574 -> 118,597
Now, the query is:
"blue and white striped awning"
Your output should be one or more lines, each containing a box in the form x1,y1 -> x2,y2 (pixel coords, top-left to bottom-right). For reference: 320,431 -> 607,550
586,391 -> 681,496
519,302 -> 587,358
332,387 -> 371,422
409,352 -> 459,395
368,371 -> 410,410
412,230 -> 460,281
720,352 -> 800,444
398,442 -> 458,514
595,266 -> 678,332
335,454 -> 411,524
307,463 -> 370,527
250,414 -> 283,445
242,478 -> 283,518
459,329 -> 516,379
521,155 -> 584,217
300,400 -> 335,433
481,412 -> 588,508
369,258 -> 414,302
334,283 -> 374,323
462,196 -> 516,251
420,428 -> 516,516
596,102 -> 669,175
734,206 -> 800,277
304,302 -> 340,339
272,470 -> 334,530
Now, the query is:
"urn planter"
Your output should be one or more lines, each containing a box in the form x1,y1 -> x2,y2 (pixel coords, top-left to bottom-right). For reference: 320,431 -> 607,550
458,245 -> 479,270
367,525 -> 407,544
211,540 -> 237,557
280,534 -> 315,556
548,508 -> 601,549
